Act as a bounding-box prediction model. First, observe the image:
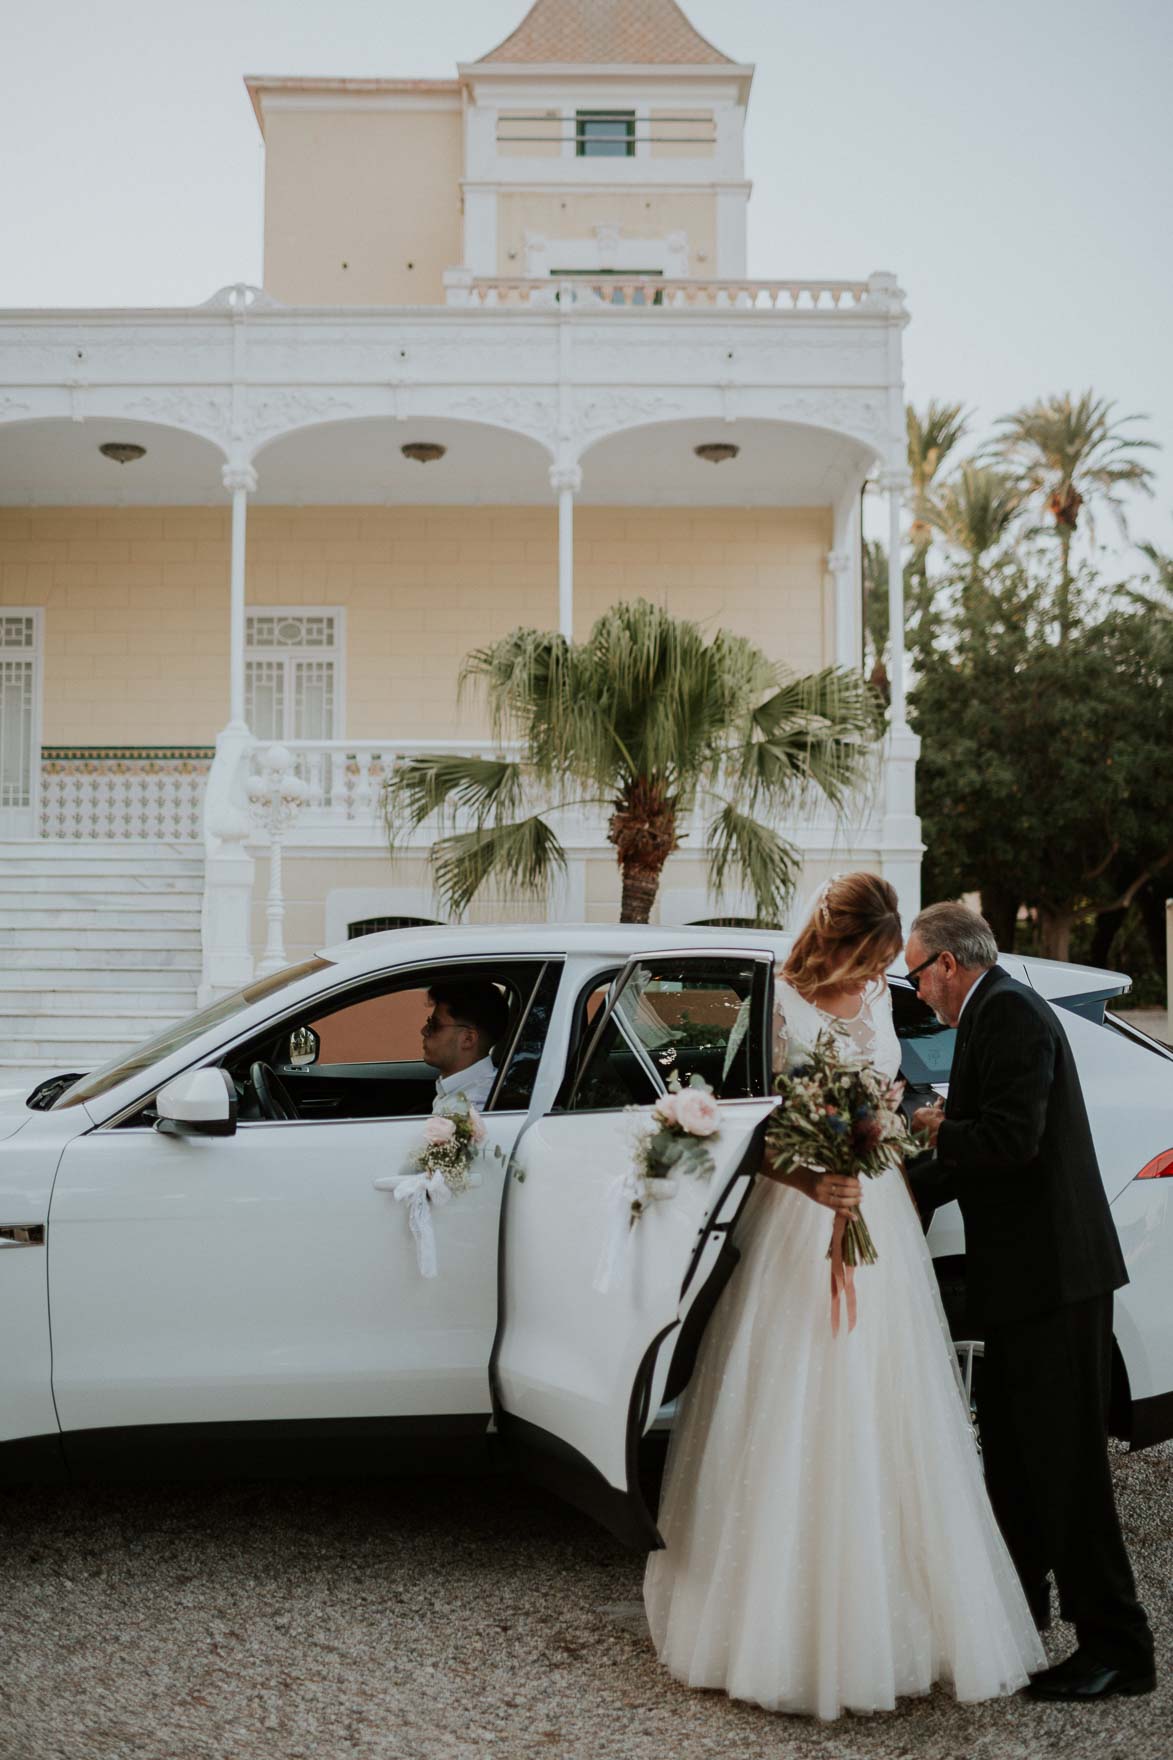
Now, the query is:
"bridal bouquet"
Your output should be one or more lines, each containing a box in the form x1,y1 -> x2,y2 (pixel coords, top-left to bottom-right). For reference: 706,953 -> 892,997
593,1073 -> 720,1294
766,1031 -> 914,1332
379,1095 -> 492,1279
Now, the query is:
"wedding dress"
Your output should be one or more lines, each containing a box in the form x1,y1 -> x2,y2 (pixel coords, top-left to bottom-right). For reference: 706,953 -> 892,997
644,976 -> 1046,1720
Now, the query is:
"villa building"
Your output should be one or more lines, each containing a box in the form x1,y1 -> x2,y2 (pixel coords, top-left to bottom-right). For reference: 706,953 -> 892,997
0,0 -> 918,1086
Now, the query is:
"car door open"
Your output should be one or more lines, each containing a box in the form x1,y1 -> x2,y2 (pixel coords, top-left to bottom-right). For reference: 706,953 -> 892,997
492,949 -> 778,1549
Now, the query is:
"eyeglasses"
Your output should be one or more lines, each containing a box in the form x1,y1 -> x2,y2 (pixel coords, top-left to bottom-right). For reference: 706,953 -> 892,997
906,951 -> 943,994
422,1014 -> 475,1037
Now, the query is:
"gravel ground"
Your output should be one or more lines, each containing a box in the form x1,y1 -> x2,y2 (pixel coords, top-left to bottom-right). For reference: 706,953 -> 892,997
1,1440 -> 1169,1760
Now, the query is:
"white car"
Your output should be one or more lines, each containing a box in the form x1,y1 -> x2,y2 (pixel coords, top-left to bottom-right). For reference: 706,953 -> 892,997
2,925 -> 1170,1548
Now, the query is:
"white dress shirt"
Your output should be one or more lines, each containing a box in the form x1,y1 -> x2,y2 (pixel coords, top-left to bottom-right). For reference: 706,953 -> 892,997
432,1053 -> 496,1114
956,966 -> 993,1026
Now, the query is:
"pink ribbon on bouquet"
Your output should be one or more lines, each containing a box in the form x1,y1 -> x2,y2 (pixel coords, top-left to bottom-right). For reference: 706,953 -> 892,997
829,1213 -> 858,1336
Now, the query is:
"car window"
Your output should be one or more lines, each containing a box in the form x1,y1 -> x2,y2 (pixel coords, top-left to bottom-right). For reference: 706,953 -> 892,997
492,962 -> 563,1110
890,981 -> 956,1085
565,955 -> 769,1112
305,986 -> 435,1066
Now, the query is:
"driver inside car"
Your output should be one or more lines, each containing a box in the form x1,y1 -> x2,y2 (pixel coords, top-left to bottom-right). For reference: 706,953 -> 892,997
420,982 -> 509,1113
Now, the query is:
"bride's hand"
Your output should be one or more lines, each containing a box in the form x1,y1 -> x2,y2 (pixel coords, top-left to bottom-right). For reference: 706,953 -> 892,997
764,1157 -> 861,1216
802,1170 -> 861,1216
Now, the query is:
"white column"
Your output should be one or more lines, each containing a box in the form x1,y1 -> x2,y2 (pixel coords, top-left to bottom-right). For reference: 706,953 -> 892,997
550,464 -> 582,640
826,549 -> 854,668
222,462 -> 257,732
878,466 -> 911,732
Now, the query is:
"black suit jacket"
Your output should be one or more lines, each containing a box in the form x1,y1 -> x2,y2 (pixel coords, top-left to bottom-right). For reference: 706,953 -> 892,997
911,965 -> 1127,1329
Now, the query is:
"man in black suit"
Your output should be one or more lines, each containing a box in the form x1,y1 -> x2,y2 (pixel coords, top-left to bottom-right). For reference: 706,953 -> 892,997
906,901 -> 1154,1702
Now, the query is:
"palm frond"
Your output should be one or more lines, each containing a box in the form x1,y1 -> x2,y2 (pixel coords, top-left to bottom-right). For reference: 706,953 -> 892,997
383,755 -> 527,843
907,401 -> 971,500
990,390 -> 1157,540
706,802 -> 802,926
431,816 -> 567,919
738,667 -> 876,811
923,465 -> 1026,564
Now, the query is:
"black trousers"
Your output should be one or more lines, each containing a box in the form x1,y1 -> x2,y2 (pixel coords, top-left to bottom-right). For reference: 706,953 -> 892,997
979,1293 -> 1153,1673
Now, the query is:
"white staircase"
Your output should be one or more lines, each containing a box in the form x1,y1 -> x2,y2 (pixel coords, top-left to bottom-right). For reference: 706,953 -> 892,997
0,841 -> 204,1095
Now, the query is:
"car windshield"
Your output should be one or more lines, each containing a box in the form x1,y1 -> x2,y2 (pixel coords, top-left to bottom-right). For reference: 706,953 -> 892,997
50,958 -> 334,1110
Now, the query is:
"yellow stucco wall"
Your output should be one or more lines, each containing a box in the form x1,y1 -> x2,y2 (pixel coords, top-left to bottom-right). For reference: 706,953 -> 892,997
498,192 -> 716,274
0,505 -> 831,747
650,109 -> 716,159
262,107 -> 464,306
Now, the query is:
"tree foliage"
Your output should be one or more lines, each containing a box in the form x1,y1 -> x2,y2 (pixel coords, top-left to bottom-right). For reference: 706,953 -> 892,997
910,562 -> 1173,960
385,599 -> 880,925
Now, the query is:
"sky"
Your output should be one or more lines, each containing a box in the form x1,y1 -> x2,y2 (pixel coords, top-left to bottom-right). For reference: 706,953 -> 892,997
3,0 -> 1172,562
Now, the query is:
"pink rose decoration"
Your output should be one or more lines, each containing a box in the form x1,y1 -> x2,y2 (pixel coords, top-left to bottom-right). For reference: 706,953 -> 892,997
674,1087 -> 720,1137
424,1115 -> 457,1147
651,1093 -> 679,1126
467,1104 -> 487,1144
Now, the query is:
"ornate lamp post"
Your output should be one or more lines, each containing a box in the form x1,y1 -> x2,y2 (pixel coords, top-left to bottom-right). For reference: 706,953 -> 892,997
247,745 -> 310,976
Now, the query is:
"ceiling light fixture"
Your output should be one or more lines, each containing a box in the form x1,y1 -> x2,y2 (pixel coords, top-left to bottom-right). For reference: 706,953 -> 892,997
401,442 -> 447,464
98,442 -> 147,465
694,443 -> 740,465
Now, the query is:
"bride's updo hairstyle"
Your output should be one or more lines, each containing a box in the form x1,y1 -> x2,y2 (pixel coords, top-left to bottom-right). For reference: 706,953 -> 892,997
782,871 -> 902,999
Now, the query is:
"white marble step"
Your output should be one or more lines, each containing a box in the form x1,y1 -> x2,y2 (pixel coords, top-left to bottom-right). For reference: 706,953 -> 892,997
5,1041 -> 169,1064
0,1011 -> 184,1043
0,927 -> 202,949
0,979 -> 196,1007
1,838 -> 201,859
0,964 -> 196,992
0,871 -> 203,894
1,946 -> 201,970
0,900 -> 201,926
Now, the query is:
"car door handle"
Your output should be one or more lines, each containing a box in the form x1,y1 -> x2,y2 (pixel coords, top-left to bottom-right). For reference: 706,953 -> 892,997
0,1224 -> 45,1247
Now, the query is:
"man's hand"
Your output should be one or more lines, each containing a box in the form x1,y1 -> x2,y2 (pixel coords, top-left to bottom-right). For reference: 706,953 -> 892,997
911,1101 -> 945,1147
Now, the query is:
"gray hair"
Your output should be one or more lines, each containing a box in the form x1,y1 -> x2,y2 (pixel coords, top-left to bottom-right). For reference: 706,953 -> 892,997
911,901 -> 998,969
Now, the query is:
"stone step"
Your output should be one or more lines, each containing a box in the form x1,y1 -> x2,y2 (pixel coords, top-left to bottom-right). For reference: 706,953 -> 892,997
0,966 -> 197,992
5,1036 -> 164,1064
0,980 -> 196,1008
0,871 -> 203,894
0,908 -> 202,932
1,839 -> 201,858
0,927 -> 202,950
0,897 -> 201,921
0,1011 -> 185,1042
0,947 -> 201,971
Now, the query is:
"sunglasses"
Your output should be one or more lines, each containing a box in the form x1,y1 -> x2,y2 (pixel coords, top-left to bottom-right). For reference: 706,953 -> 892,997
906,951 -> 943,994
422,1014 -> 475,1037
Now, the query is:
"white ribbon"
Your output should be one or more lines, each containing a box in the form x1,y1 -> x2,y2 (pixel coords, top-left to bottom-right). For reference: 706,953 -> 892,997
592,1172 -> 678,1295
382,1168 -> 452,1279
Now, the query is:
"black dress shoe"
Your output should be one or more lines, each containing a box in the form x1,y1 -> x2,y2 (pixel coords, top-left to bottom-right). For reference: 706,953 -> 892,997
1027,1652 -> 1156,1701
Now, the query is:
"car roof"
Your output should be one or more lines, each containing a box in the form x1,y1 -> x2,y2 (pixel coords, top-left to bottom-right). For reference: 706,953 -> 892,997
317,922 -> 791,968
315,921 -> 1130,999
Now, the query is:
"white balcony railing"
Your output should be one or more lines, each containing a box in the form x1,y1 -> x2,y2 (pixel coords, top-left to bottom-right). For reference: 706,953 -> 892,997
443,272 -> 900,313
40,749 -> 212,841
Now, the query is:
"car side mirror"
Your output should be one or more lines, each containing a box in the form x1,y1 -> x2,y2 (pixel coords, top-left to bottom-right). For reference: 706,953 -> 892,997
155,1067 -> 237,1137
287,1025 -> 320,1068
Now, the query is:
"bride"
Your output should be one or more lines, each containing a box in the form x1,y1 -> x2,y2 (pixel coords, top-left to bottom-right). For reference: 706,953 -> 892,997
644,871 -> 1045,1720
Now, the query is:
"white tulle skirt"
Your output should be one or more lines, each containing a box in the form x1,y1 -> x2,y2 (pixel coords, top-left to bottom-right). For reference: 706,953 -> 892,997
644,1171 -> 1046,1720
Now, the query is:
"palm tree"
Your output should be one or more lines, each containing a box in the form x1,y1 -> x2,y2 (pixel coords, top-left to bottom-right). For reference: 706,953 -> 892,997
906,401 -> 970,553
992,391 -> 1157,643
923,465 -> 1025,589
384,600 -> 879,925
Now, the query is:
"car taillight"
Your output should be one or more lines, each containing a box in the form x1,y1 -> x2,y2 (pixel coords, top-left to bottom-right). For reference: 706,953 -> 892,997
1135,1149 -> 1173,1180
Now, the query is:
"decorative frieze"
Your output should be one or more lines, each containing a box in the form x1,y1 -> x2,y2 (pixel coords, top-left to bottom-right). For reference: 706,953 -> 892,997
39,748 -> 213,842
